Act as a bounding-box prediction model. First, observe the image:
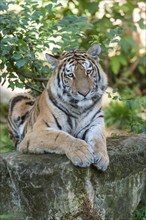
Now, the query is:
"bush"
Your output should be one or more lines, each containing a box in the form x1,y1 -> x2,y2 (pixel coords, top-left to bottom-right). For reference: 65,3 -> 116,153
104,95 -> 146,133
133,205 -> 146,220
0,0 -> 145,95
0,0 -> 92,94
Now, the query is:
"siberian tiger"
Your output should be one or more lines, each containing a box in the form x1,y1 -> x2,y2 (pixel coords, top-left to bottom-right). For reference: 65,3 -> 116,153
8,44 -> 109,171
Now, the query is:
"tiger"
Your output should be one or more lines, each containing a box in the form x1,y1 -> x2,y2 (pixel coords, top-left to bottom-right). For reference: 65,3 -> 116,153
8,93 -> 35,148
8,44 -> 109,171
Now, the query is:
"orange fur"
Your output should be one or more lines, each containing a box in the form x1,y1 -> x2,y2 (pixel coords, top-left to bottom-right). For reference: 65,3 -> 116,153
8,45 -> 109,171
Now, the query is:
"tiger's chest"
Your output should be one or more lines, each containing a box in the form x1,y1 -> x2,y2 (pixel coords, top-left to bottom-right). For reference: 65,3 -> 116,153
54,106 -> 102,139
47,91 -> 103,139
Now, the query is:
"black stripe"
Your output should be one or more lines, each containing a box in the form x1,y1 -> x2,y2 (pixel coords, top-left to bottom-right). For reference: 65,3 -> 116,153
91,108 -> 102,121
96,66 -> 101,81
83,102 -> 95,114
57,71 -> 61,88
68,59 -> 74,64
8,117 -> 18,137
10,95 -> 31,112
76,109 -> 103,138
92,96 -> 101,103
82,124 -> 98,141
98,115 -> 104,118
52,113 -> 62,130
44,120 -> 50,128
25,101 -> 35,106
82,128 -> 89,141
90,60 -> 101,81
49,89 -> 78,119
67,116 -> 73,129
75,123 -> 90,138
19,111 -> 29,125
15,140 -> 18,148
55,133 -> 60,142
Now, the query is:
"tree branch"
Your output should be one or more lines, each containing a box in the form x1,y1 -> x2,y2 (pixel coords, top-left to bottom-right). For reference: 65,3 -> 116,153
23,81 -> 43,93
128,60 -> 139,73
16,71 -> 49,82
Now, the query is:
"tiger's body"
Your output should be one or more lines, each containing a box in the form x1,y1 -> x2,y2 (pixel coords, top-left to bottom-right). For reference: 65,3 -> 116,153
8,44 -> 109,171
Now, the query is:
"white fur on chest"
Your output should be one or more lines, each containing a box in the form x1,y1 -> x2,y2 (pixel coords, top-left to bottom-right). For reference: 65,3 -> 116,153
17,123 -> 26,139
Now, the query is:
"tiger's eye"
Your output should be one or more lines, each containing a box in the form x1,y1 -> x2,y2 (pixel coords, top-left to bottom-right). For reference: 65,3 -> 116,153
68,73 -> 73,77
65,73 -> 74,78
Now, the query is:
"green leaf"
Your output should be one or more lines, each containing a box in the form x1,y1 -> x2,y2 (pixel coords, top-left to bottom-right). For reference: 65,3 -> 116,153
142,102 -> 146,108
0,0 -> 8,11
12,54 -> 22,60
45,4 -> 53,12
14,80 -> 24,88
16,59 -> 26,68
137,18 -> 146,29
119,55 -> 127,66
112,96 -> 119,100
112,88 -> 118,93
138,65 -> 145,74
110,56 -> 120,74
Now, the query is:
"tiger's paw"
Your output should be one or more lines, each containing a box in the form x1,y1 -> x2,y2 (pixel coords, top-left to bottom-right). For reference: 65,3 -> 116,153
94,152 -> 109,171
18,139 -> 30,153
66,140 -> 94,167
18,140 -> 46,154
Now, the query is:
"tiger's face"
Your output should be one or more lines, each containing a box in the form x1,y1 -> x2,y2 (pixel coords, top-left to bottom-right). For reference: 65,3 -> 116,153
59,57 -> 100,101
46,44 -> 107,106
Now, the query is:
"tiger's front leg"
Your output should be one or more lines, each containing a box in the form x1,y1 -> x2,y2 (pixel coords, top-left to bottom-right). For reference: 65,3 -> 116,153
18,129 -> 95,168
84,125 -> 109,171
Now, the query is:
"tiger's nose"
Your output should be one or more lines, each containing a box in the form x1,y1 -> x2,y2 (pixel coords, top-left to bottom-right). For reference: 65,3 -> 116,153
78,90 -> 90,97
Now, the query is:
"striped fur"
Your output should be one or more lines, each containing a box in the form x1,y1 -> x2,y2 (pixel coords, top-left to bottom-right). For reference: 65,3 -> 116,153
8,44 -> 109,171
8,93 -> 35,148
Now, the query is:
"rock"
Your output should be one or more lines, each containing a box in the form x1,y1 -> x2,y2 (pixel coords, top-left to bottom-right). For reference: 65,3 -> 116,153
0,134 -> 146,220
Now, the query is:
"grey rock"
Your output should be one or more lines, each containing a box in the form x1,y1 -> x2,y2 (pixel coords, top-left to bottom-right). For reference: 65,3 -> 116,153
0,134 -> 146,220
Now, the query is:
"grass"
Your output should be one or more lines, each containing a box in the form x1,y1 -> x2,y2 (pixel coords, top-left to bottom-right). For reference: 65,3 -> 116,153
0,214 -> 17,219
0,123 -> 14,153
133,205 -> 146,220
0,103 -> 14,153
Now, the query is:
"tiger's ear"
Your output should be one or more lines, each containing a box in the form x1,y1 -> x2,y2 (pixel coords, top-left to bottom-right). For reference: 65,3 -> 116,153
87,44 -> 101,60
45,53 -> 58,68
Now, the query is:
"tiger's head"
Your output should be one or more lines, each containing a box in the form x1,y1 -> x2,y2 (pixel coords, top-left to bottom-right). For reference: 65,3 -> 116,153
46,44 -> 107,107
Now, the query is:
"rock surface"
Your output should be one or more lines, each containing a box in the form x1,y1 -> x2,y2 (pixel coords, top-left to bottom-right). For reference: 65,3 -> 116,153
0,134 -> 146,220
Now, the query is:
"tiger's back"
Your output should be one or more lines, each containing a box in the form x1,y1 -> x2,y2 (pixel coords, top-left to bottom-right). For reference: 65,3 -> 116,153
8,93 -> 35,147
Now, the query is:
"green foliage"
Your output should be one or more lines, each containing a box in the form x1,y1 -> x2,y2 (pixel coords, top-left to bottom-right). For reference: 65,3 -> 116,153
133,205 -> 146,220
0,104 -> 13,153
64,0 -> 146,94
0,0 -> 145,95
0,214 -> 17,219
0,0 -> 92,94
104,96 -> 146,133
0,123 -> 14,153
